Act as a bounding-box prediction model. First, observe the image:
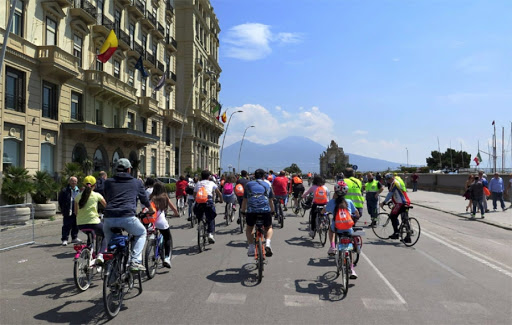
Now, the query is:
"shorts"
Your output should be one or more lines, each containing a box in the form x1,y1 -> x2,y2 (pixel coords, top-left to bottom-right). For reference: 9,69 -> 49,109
222,194 -> 237,204
246,213 -> 272,228
292,184 -> 305,198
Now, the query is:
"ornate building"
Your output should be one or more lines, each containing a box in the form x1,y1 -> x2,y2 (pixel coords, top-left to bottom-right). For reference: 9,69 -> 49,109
319,140 -> 349,177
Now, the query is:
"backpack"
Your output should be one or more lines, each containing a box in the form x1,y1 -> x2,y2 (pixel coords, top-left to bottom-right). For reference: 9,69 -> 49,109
141,201 -> 158,225
313,186 -> 328,204
334,208 -> 354,231
185,185 -> 194,195
223,183 -> 233,195
246,180 -> 270,213
195,186 -> 208,203
234,184 -> 244,196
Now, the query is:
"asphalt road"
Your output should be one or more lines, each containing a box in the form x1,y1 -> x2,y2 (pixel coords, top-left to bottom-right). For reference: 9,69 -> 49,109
1,190 -> 511,325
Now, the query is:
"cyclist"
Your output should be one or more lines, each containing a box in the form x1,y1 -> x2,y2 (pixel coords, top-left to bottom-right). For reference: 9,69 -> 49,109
272,170 -> 289,214
176,176 -> 189,212
145,177 -> 155,196
149,182 -> 179,268
194,170 -> 224,243
394,173 -> 407,192
307,172 -> 312,186
222,174 -> 237,217
379,173 -> 411,242
74,175 -> 107,264
235,170 -> 250,224
289,173 -> 305,210
241,168 -> 275,256
365,172 -> 384,227
343,168 -> 365,224
103,158 -> 154,272
186,177 -> 197,221
322,181 -> 359,279
267,170 -> 276,183
302,175 -> 330,238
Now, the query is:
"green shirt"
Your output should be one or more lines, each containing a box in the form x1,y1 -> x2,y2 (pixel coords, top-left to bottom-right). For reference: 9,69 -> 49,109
76,191 -> 104,225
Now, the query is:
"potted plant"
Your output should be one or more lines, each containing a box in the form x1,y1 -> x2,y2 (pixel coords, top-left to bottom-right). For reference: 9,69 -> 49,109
31,171 -> 59,219
60,162 -> 84,187
1,166 -> 34,225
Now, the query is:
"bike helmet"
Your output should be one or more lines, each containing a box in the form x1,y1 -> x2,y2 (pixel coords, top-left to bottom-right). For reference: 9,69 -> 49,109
384,173 -> 393,180
334,181 -> 349,196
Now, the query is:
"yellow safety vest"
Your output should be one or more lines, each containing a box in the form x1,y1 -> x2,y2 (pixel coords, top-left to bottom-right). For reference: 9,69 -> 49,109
365,180 -> 379,193
396,176 -> 407,192
345,177 -> 365,208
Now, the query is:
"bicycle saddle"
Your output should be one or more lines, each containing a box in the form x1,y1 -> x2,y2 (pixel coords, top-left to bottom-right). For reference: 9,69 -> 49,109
353,227 -> 363,232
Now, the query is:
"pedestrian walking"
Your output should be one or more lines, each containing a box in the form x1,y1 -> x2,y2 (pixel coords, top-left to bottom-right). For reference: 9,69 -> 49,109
469,174 -> 485,218
478,171 -> 490,213
489,172 -> 506,211
506,173 -> 512,208
411,172 -> 419,192
463,174 -> 474,212
58,176 -> 81,246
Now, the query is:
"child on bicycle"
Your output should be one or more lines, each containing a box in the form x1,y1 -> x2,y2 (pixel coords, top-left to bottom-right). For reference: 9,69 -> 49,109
322,181 -> 360,279
74,176 -> 107,264
149,182 -> 179,268
222,174 -> 237,213
302,175 -> 330,238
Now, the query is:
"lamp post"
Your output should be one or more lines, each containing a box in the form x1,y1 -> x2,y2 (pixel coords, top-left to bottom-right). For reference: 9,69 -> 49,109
238,125 -> 255,172
219,110 -> 243,175
178,70 -> 214,176
406,147 -> 409,167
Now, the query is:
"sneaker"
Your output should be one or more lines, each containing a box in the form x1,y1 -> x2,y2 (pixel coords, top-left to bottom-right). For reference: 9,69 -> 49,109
370,220 -> 376,228
247,244 -> 255,256
187,217 -> 191,221
485,209 -> 490,213
163,256 -> 172,268
71,238 -> 82,244
481,215 -> 485,219
388,234 -> 399,240
503,208 -> 507,212
309,230 -> 315,238
327,247 -> 336,256
350,267 -> 358,279
493,209 -> 497,212
61,240 -> 68,246
208,233 -> 215,244
470,213 -> 476,218
129,262 -> 146,272
95,254 -> 104,266
265,245 -> 273,257
283,206 -> 288,211
236,218 -> 240,224
404,237 -> 412,244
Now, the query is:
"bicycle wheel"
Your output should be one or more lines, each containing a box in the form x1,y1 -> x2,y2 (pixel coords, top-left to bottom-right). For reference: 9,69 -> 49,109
103,259 -> 123,318
225,205 -> 231,226
318,218 -> 328,247
144,239 -> 157,279
372,213 -> 394,239
198,219 -> 206,252
279,208 -> 284,228
342,255 -> 350,294
400,217 -> 421,247
73,248 -> 92,291
335,248 -> 341,277
257,237 -> 264,282
239,213 -> 245,234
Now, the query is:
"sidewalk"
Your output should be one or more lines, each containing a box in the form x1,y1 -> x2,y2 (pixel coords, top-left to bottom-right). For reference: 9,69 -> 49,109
405,190 -> 512,230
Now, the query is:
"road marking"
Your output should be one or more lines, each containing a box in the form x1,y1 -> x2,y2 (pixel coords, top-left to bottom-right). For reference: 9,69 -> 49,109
441,301 -> 488,314
487,239 -> 506,247
142,291 -> 174,302
206,293 -> 246,305
361,252 -> 407,305
417,249 -> 466,280
361,298 -> 407,311
284,295 -> 324,307
423,231 -> 512,278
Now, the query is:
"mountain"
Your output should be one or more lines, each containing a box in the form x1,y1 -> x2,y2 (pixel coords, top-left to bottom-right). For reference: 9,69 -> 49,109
221,136 -> 403,173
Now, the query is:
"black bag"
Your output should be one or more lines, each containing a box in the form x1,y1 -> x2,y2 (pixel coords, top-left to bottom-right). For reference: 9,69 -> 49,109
185,185 -> 194,195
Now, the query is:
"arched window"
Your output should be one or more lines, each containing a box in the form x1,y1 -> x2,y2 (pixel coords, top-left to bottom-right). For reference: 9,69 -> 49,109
111,148 -> 123,172
93,147 -> 108,172
72,143 -> 87,164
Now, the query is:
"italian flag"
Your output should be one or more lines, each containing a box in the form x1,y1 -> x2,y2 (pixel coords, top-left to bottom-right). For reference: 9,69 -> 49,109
473,152 -> 482,166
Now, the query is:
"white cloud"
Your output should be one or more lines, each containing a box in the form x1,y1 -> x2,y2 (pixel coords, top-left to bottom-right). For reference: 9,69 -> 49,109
353,130 -> 368,135
222,23 -> 302,61
392,58 -> 400,62
275,106 -> 282,111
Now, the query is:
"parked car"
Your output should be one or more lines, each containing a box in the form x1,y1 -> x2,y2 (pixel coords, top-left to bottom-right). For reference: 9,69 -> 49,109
157,177 -> 177,184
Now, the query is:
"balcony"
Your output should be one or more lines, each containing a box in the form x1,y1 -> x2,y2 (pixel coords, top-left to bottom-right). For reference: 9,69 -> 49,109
210,97 -> 219,108
127,0 -> 145,20
200,88 -> 207,98
163,109 -> 185,126
37,46 -> 79,82
192,108 -> 211,124
54,0 -> 73,8
114,0 -> 130,5
92,14 -> 115,38
165,35 -> 177,52
127,41 -> 143,58
84,70 -> 137,107
152,22 -> 165,40
117,28 -> 131,51
137,96 -> 159,117
165,70 -> 176,85
62,122 -> 159,146
195,57 -> 203,71
152,60 -> 164,75
165,0 -> 174,19
141,10 -> 156,29
144,52 -> 155,68
70,0 -> 97,25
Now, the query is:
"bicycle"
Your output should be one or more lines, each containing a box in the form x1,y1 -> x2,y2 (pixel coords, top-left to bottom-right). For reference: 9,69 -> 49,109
188,200 -> 197,229
197,212 -> 210,253
251,214 -> 267,283
143,222 -> 173,279
177,196 -> 186,218
314,210 -> 330,247
334,226 -> 363,295
224,201 -> 235,226
273,197 -> 285,228
73,229 -> 103,292
372,205 -> 420,247
238,203 -> 246,234
102,217 -> 145,318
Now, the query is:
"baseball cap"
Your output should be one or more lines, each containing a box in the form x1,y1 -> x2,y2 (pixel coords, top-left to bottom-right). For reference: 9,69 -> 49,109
83,175 -> 96,186
116,158 -> 132,171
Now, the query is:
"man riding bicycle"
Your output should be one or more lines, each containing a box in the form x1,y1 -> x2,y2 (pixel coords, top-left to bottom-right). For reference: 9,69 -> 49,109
176,176 -> 189,211
379,173 -> 411,242
194,170 -> 223,243
290,173 -> 305,210
272,170 -> 289,214
103,158 -> 154,272
302,175 -> 330,238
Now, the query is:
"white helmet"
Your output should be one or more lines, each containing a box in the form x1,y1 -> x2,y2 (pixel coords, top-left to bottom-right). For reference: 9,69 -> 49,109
334,181 -> 349,196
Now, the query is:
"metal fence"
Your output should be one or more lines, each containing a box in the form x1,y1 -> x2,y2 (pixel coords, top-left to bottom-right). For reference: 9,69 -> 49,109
0,203 -> 34,251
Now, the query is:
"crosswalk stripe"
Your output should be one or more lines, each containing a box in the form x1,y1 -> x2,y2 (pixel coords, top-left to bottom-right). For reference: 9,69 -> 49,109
206,293 -> 246,304
284,295 -> 324,307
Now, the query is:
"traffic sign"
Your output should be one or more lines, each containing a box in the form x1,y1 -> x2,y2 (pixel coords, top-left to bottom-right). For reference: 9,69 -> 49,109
353,165 -> 358,171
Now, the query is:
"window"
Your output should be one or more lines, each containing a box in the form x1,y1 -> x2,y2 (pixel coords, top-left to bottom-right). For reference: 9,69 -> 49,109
113,113 -> 119,128
71,92 -> 82,121
141,78 -> 146,97
96,58 -> 103,71
73,35 -> 82,67
142,34 -> 147,50
96,101 -> 103,125
129,23 -> 135,47
152,43 -> 157,56
140,148 -> 146,176
152,7 -> 157,20
46,17 -> 57,45
127,112 -> 134,129
128,69 -> 134,87
41,143 -> 54,174
42,81 -> 58,120
165,126 -> 170,146
114,9 -> 121,31
141,117 -> 147,132
114,60 -> 120,78
151,120 -> 157,136
150,149 -> 157,175
5,66 -> 25,112
3,124 -> 24,170
165,151 -> 170,176
11,0 -> 24,36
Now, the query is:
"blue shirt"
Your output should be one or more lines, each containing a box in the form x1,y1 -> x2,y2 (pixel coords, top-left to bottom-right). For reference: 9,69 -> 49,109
325,198 -> 357,216
489,177 -> 504,193
244,179 -> 274,213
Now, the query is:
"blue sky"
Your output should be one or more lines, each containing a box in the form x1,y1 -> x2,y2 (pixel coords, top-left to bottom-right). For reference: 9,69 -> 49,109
212,0 -> 512,168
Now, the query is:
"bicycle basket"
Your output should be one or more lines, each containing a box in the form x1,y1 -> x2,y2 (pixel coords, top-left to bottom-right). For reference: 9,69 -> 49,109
107,235 -> 128,252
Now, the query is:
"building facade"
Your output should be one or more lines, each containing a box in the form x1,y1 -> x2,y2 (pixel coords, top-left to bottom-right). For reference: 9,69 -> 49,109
319,140 -> 349,178
175,0 -> 222,175
0,0 -> 221,179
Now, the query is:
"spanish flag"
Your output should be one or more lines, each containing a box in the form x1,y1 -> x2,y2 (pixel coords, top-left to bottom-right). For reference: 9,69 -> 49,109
97,30 -> 118,63
221,111 -> 227,123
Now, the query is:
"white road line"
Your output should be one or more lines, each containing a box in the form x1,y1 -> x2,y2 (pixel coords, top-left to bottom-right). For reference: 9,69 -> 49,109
422,231 -> 512,278
417,249 -> 466,280
284,295 -> 324,307
487,239 -> 506,247
206,293 -> 246,304
361,252 -> 406,305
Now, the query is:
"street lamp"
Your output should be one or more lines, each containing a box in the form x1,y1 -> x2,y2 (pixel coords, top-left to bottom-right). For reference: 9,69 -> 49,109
238,125 -> 255,172
219,110 -> 243,175
178,70 -> 214,176
406,147 -> 409,167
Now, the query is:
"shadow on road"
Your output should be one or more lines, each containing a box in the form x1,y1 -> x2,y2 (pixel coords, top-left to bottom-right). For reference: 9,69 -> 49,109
206,264 -> 259,287
23,279 -> 90,300
285,236 -> 321,248
33,298 -> 108,324
225,240 -> 246,248
307,257 -> 333,267
172,245 -> 200,256
295,271 -> 352,302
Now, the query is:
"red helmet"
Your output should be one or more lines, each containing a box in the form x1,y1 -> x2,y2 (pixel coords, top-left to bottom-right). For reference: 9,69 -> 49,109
334,181 -> 349,195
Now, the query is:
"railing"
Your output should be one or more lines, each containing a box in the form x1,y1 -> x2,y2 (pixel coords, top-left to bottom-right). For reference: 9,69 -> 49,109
71,111 -> 84,121
134,0 -> 145,14
133,41 -> 144,56
5,94 -> 25,112
118,28 -> 131,46
166,35 -> 177,49
157,22 -> 165,35
96,13 -> 114,28
166,0 -> 174,14
73,0 -> 97,19
146,52 -> 155,65
146,10 -> 156,27
157,61 -> 164,72
166,70 -> 177,82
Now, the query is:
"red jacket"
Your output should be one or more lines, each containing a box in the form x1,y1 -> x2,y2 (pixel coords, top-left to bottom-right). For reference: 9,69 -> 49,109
272,176 -> 289,196
176,180 -> 188,197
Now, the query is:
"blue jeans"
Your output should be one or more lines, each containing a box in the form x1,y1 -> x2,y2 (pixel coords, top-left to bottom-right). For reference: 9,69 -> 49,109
413,182 -> 418,192
61,214 -> 78,241
492,192 -> 505,210
472,198 -> 484,216
103,217 -> 147,264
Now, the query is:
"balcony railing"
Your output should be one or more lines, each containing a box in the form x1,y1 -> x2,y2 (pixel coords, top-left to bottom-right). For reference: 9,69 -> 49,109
166,0 -> 174,16
71,0 -> 97,25
165,35 -> 177,52
133,41 -> 144,56
165,70 -> 176,85
157,61 -> 164,72
117,28 -> 131,50
93,14 -> 115,37
127,0 -> 145,19
147,10 -> 156,27
157,23 -> 165,36
145,52 -> 155,65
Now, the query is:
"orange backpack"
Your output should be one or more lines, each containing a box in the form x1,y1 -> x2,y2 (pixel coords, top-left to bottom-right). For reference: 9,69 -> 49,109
334,208 -> 354,231
313,186 -> 328,204
235,183 -> 244,196
195,186 -> 208,203
142,201 -> 158,225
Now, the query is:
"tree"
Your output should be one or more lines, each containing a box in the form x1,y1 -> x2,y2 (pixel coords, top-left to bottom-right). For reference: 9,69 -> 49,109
284,163 -> 302,175
425,149 -> 471,170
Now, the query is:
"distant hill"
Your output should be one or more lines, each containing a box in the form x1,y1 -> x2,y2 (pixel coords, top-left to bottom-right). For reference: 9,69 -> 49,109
221,136 -> 403,173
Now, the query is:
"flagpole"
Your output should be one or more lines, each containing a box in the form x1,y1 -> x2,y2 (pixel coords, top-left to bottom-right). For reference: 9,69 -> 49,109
493,121 -> 497,173
0,0 -> 18,78
437,136 -> 442,170
502,126 -> 505,172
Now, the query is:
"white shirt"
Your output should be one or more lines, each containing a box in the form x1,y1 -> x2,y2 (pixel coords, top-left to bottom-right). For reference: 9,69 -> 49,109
194,180 -> 218,196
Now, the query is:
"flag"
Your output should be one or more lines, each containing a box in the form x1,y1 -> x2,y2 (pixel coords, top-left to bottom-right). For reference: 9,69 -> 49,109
492,120 -> 495,125
221,111 -> 227,123
473,152 -> 482,166
215,104 -> 222,120
212,103 -> 221,115
153,75 -> 165,92
135,56 -> 148,78
97,30 -> 118,63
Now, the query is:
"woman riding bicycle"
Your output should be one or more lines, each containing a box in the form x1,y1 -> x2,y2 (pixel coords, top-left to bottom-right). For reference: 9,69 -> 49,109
302,175 -> 330,238
322,181 -> 360,279
74,175 -> 107,264
175,176 -> 189,209
149,182 -> 179,268
222,175 -> 237,212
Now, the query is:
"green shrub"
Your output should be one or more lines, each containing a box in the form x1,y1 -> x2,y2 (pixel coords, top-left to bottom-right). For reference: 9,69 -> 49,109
165,183 -> 176,193
31,171 -> 60,204
1,166 -> 34,204
60,162 -> 84,187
